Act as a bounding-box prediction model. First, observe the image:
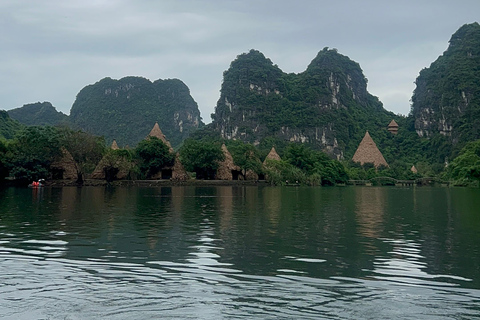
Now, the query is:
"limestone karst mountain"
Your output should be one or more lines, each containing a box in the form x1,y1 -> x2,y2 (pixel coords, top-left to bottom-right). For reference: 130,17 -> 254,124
209,48 -> 396,159
69,76 -> 204,149
411,22 -> 480,143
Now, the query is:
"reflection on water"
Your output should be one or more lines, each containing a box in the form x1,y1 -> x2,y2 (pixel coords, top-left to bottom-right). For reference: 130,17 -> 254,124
0,186 -> 479,319
354,187 -> 385,240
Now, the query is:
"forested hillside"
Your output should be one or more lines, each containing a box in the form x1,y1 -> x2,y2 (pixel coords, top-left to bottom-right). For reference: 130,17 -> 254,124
411,22 -> 480,160
0,111 -> 23,140
209,48 -> 398,159
8,102 -> 69,127
70,76 -> 204,148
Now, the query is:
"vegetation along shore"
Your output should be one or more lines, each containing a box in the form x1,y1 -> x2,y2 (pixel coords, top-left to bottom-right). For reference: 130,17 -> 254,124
1,23 -> 480,187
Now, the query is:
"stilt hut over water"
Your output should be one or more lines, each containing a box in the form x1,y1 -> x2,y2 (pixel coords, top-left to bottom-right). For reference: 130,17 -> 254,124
352,131 -> 389,168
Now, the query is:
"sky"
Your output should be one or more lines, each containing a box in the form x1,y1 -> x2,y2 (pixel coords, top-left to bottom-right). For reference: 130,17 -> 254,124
1,0 -> 479,123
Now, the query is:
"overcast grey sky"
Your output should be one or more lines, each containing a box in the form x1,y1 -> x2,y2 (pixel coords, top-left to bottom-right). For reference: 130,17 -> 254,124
1,0 -> 479,122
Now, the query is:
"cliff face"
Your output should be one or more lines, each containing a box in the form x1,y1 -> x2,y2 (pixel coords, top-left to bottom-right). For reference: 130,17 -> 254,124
211,49 -> 394,159
69,77 -> 203,148
411,23 -> 480,143
8,102 -> 69,127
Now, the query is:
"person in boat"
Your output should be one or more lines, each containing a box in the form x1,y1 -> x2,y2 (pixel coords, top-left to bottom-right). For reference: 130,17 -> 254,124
29,179 -> 45,187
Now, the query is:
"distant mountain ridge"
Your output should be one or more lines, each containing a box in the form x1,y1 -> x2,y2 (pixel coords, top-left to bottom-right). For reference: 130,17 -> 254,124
8,102 -> 69,127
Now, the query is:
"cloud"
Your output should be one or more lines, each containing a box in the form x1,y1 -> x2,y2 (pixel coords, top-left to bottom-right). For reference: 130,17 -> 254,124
1,0 -> 479,123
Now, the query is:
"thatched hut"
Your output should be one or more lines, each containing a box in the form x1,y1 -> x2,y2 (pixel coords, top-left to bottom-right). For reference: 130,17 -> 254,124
90,152 -> 133,181
263,147 -> 281,164
352,131 -> 389,168
411,165 -> 418,173
216,144 -> 242,180
148,122 -> 174,152
91,138 -> 133,180
171,153 -> 189,181
151,152 -> 189,181
147,123 -> 188,181
111,139 -> 119,150
387,120 -> 399,135
50,147 -> 78,180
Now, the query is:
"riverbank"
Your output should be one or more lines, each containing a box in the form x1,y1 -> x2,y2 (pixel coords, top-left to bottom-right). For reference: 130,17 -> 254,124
39,179 -> 270,187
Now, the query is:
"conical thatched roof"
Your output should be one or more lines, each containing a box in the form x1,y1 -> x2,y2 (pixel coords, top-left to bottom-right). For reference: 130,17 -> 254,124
352,131 -> 389,168
388,119 -> 399,128
111,139 -> 119,150
411,165 -> 418,173
263,147 -> 281,164
216,144 -> 241,180
172,153 -> 189,181
50,147 -> 78,179
148,122 -> 173,152
387,119 -> 399,134
91,153 -> 133,180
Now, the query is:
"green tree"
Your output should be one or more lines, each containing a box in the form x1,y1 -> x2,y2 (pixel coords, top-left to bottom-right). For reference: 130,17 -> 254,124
227,140 -> 263,178
99,149 -> 135,182
263,159 -> 306,185
135,137 -> 175,179
284,143 -> 316,174
448,140 -> 480,185
179,139 -> 224,179
58,127 -> 106,184
283,143 -> 348,185
8,126 -> 62,182
0,139 -> 9,180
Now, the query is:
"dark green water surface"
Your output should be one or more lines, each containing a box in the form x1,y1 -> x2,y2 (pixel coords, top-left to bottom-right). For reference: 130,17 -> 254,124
0,186 -> 479,319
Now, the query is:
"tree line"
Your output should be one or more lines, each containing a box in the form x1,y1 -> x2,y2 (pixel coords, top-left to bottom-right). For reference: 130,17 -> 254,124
0,125 -> 479,186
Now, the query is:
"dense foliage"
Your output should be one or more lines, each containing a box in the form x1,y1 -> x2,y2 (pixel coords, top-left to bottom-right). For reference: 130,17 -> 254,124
0,111 -> 23,140
0,122 -> 476,185
135,137 -> 175,179
57,127 -> 106,183
225,140 -> 263,178
0,139 -> 8,180
70,76 -> 204,149
179,139 -> 225,179
211,48 -> 397,158
7,126 -> 63,182
8,102 -> 69,127
411,22 -> 480,159
446,139 -> 480,186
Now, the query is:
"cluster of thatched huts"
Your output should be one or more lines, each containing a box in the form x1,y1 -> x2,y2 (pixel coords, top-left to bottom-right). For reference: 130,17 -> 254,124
51,122 -> 283,182
51,119 -> 416,182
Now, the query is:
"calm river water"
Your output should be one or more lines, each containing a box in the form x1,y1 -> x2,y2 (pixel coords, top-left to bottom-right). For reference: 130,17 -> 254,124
0,185 -> 479,319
